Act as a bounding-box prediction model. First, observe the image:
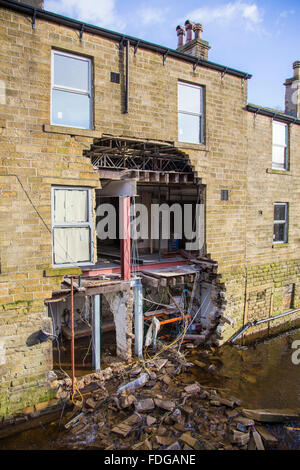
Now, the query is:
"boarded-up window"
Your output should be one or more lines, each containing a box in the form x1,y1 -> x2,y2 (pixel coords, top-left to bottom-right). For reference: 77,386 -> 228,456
272,121 -> 288,170
52,187 -> 93,265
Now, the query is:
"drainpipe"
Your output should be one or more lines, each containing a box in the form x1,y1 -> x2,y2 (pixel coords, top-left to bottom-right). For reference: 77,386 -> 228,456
229,306 -> 300,344
92,294 -> 101,371
132,278 -> 143,358
70,277 -> 75,395
125,39 -> 129,113
158,186 -> 162,262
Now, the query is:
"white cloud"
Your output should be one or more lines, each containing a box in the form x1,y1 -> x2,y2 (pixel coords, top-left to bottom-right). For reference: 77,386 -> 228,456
137,6 -> 170,26
185,1 -> 263,32
45,0 -> 125,30
279,10 -> 295,19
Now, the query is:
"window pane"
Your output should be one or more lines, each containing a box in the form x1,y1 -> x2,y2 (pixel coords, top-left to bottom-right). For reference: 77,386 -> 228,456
54,189 -> 88,224
54,53 -> 90,91
274,223 -> 285,242
273,121 -> 287,146
53,227 -> 91,264
52,89 -> 91,129
178,113 -> 200,143
178,83 -> 201,114
274,204 -> 286,221
272,146 -> 286,168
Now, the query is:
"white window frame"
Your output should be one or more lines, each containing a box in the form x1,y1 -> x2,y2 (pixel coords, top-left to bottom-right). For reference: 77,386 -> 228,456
272,121 -> 288,170
273,202 -> 288,244
178,81 -> 204,144
52,186 -> 94,267
51,49 -> 93,129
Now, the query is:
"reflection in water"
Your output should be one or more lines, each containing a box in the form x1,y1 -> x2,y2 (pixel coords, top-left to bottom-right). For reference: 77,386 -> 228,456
218,330 -> 300,410
190,328 -> 300,449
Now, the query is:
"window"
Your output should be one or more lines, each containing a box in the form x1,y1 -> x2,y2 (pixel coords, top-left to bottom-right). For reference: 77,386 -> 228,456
178,82 -> 204,144
273,203 -> 288,244
51,50 -> 92,129
52,187 -> 93,266
272,121 -> 288,170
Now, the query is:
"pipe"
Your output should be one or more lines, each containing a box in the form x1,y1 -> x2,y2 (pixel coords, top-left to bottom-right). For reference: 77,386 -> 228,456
70,277 -> 75,395
125,39 -> 129,114
229,306 -> 300,344
132,277 -> 143,358
0,0 -> 252,80
158,186 -> 161,262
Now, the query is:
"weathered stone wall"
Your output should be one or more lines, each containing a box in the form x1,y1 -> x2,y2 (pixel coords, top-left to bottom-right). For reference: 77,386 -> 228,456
0,6 -> 300,416
0,8 -> 101,417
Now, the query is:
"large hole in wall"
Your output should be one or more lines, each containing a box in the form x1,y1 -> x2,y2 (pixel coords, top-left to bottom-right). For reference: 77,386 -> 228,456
47,294 -> 120,378
141,259 -> 227,348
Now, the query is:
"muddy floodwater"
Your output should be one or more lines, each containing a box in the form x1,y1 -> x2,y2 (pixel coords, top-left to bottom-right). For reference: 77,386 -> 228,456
189,328 -> 300,449
1,328 -> 300,450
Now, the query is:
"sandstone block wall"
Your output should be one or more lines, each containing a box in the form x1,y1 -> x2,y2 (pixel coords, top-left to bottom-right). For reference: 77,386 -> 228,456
0,6 -> 300,416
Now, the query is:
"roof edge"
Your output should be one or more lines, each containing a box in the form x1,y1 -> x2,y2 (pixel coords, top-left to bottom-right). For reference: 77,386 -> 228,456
246,104 -> 300,125
0,0 -> 252,80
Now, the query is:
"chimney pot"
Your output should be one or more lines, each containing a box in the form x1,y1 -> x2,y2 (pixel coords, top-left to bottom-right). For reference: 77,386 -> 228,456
185,20 -> 194,43
193,23 -> 203,40
285,61 -> 300,117
176,25 -> 185,48
17,0 -> 44,8
176,20 -> 210,59
293,61 -> 300,80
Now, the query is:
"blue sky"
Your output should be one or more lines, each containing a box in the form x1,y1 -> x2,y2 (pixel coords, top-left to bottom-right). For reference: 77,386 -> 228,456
45,0 -> 299,110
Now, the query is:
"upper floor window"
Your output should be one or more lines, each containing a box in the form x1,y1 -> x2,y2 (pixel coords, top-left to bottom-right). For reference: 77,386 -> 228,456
52,187 -> 94,266
274,202 -> 288,244
272,121 -> 288,170
178,82 -> 204,144
51,50 -> 92,129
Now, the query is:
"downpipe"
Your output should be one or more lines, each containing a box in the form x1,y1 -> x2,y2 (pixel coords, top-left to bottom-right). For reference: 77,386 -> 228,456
229,306 -> 300,344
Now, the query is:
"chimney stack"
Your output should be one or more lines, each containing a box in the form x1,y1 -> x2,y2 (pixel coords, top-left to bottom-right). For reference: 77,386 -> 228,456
176,20 -> 210,60
284,61 -> 300,118
17,0 -> 44,8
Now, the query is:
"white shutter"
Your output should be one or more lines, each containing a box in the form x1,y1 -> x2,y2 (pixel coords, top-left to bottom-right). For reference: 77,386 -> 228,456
52,187 -> 92,265
54,189 -> 66,224
53,227 -> 90,264
65,190 -> 88,223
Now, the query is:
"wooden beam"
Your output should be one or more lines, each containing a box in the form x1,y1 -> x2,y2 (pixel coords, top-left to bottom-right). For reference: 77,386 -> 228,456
140,273 -> 159,288
79,281 -> 132,296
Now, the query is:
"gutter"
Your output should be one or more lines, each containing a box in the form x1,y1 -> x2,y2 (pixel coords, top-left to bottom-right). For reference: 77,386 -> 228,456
229,306 -> 300,344
0,0 -> 252,81
246,104 -> 300,125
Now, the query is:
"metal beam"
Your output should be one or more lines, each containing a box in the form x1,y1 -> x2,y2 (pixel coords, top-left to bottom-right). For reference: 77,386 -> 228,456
132,278 -> 143,358
92,294 -> 101,371
99,179 -> 137,197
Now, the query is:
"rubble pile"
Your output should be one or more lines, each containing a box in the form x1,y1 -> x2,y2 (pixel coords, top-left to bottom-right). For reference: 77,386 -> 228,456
54,347 -> 268,450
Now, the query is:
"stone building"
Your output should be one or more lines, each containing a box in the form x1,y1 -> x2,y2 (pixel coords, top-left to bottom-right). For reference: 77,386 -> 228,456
0,0 -> 300,418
